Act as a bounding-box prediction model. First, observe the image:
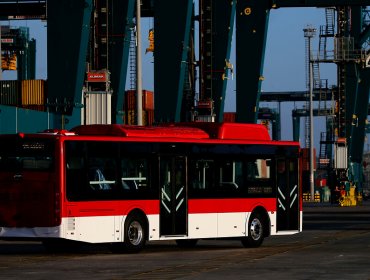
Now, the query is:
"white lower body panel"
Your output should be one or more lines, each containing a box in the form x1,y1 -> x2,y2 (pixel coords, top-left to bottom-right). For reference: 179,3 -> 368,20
0,210 -> 301,243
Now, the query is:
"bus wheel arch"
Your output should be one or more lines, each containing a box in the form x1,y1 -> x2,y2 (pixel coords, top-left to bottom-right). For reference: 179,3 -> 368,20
124,209 -> 148,251
111,209 -> 148,253
241,206 -> 270,248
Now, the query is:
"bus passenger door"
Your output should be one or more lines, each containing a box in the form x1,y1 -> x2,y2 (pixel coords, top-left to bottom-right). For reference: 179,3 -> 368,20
159,156 -> 187,236
276,159 -> 299,231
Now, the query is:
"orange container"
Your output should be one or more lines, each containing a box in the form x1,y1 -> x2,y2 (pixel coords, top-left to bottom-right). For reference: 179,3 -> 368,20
21,80 -> 46,105
143,90 -> 154,110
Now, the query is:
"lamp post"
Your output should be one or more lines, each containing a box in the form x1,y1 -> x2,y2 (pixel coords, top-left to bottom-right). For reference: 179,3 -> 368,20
136,0 -> 143,126
303,26 -> 316,202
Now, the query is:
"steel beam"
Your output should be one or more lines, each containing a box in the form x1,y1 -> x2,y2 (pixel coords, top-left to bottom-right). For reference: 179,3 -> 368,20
349,67 -> 370,163
213,0 -> 236,122
154,0 -> 193,122
236,0 -> 270,123
260,90 -> 334,102
0,0 -> 46,20
345,63 -> 358,140
272,0 -> 370,8
109,0 -> 135,124
47,0 -> 92,115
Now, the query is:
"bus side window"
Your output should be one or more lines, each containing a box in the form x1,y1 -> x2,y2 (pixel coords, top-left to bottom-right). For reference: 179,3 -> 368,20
66,157 -> 86,200
189,159 -> 213,191
88,158 -> 116,191
121,158 -> 148,191
218,160 -> 239,190
245,159 -> 273,196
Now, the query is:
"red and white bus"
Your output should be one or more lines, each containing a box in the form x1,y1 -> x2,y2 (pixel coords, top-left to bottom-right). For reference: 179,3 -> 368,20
0,123 -> 302,252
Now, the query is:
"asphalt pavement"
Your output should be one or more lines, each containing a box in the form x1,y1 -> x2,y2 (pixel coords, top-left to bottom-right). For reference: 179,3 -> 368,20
303,199 -> 370,213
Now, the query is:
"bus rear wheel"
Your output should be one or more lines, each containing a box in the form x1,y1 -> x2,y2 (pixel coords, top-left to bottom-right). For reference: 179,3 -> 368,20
241,212 -> 265,248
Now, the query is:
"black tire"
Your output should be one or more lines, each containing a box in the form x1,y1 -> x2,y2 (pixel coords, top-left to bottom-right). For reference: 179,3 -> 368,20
175,239 -> 198,248
111,213 -> 146,254
241,212 -> 265,248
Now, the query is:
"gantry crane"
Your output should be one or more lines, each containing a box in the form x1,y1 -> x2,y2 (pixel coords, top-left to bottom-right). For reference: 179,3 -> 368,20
1,0 -> 370,197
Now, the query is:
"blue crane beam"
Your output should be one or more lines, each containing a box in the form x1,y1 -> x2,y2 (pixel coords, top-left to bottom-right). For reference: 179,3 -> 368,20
349,67 -> 370,163
235,1 -> 370,124
109,0 -> 135,124
198,0 -> 236,123
0,0 -> 46,20
47,0 -> 92,114
272,0 -> 370,7
154,0 -> 193,122
235,0 -> 270,123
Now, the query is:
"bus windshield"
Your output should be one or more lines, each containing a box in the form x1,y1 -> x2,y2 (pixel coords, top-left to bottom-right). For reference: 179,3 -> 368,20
0,136 -> 54,171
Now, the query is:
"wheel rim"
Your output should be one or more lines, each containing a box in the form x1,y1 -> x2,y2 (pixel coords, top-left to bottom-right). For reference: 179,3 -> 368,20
250,218 -> 262,241
128,221 -> 143,246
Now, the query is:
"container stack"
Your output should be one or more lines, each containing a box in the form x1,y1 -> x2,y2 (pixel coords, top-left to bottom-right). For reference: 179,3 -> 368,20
21,80 -> 46,111
0,80 -> 20,106
0,80 -> 47,111
124,90 -> 154,125
223,112 -> 236,123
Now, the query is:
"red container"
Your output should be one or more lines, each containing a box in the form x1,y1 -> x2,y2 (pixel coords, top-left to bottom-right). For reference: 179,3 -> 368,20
125,90 -> 136,111
146,110 -> 154,126
223,112 -> 236,123
125,90 -> 154,111
301,148 -> 317,171
125,109 -> 155,126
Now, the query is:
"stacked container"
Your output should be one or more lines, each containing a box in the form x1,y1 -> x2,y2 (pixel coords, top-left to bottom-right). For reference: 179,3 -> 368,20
21,80 -> 46,111
0,80 -> 46,112
223,112 -> 236,123
0,80 -> 20,106
124,90 -> 154,125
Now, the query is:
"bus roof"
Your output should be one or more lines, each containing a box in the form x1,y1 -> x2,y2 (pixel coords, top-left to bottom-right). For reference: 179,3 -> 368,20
71,123 -> 271,141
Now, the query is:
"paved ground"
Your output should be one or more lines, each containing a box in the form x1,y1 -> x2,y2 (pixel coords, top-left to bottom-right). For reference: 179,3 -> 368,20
0,200 -> 369,279
304,199 -> 370,212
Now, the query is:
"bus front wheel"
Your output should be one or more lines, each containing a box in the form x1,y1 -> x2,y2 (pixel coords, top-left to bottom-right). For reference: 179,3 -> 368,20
241,212 -> 265,248
111,213 -> 146,253
124,214 -> 146,253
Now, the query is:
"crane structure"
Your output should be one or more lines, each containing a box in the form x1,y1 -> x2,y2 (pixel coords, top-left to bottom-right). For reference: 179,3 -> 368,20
0,25 -> 36,80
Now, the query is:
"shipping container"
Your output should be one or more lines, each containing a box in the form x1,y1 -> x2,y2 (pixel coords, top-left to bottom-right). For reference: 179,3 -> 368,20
125,90 -> 136,111
0,80 -> 20,106
82,91 -> 112,125
223,112 -> 236,123
21,80 -> 46,105
125,90 -> 154,111
21,105 -> 46,112
125,109 -> 154,126
301,148 -> 317,171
